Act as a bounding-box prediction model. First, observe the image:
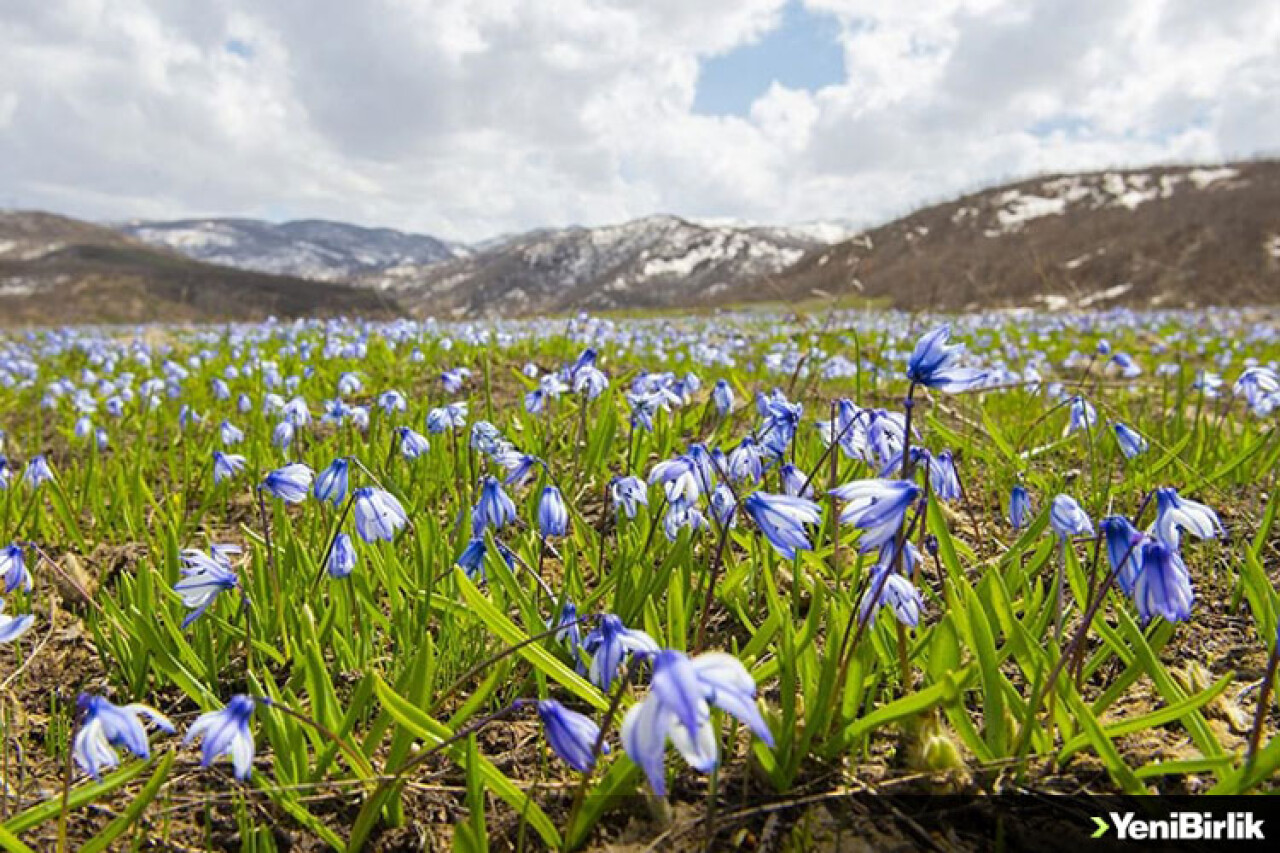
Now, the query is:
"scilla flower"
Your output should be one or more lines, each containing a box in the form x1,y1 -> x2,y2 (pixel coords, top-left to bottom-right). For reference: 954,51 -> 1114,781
1113,422 -> 1148,458
712,379 -> 734,415
537,700 -> 605,772
663,497 -> 706,541
621,650 -> 773,796
905,326 -> 986,392
649,455 -> 701,503
1133,540 -> 1194,624
537,486 -> 569,538
261,463 -> 314,503
742,492 -> 821,560
327,532 -> 357,578
220,420 -> 244,446
73,694 -> 174,779
174,547 -> 240,628
1008,484 -> 1031,531
473,477 -> 517,535
314,458 -> 349,506
1152,487 -> 1222,550
779,463 -> 813,499
581,614 -> 658,691
185,695 -> 258,780
1101,516 -> 1146,596
830,479 -> 921,552
610,476 -> 648,518
271,421 -> 294,449
212,451 -> 245,485
1067,396 -> 1097,434
1050,494 -> 1094,538
0,598 -> 34,644
859,569 -> 923,628
928,451 -> 961,502
397,427 -> 430,459
354,487 -> 409,542
24,454 -> 53,488
2,543 -> 31,593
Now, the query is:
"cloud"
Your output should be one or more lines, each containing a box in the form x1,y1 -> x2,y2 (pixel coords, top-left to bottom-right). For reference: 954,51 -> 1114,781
0,0 -> 1276,240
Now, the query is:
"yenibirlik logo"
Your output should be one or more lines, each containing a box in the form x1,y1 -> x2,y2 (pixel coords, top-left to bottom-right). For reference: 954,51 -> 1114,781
1092,812 -> 1265,841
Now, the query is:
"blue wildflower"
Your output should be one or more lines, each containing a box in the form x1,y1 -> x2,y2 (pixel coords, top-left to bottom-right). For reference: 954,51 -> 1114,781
742,492 -> 822,560
472,476 -> 517,535
0,598 -> 34,644
1,544 -> 31,594
261,463 -> 314,503
327,532 -> 357,579
185,695 -> 258,780
538,486 -> 569,538
928,451 -> 961,502
905,326 -> 986,391
1101,516 -> 1146,596
1067,396 -> 1097,434
859,570 -> 923,628
537,700 -> 605,772
397,427 -> 431,459
663,496 -> 706,541
174,547 -> 239,628
581,614 -> 659,691
1050,494 -> 1094,538
24,455 -> 53,488
1133,540 -> 1194,624
1113,422 -> 1148,458
830,479 -> 922,552
353,487 -> 409,542
1152,487 -> 1222,550
1008,484 -> 1031,530
220,420 -> 244,446
314,458 -> 349,506
621,650 -> 773,796
212,451 -> 245,485
73,694 -> 174,779
610,476 -> 648,518
712,379 -> 734,415
271,421 -> 294,449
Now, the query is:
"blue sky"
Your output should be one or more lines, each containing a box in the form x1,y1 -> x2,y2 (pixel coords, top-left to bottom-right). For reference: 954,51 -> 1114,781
694,2 -> 845,116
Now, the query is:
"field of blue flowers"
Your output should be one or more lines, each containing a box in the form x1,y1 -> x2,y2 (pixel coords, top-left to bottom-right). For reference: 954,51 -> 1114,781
0,308 -> 1278,850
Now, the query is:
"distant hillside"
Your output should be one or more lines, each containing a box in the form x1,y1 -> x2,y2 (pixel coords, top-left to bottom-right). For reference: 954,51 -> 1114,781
0,212 -> 400,324
716,161 -> 1280,311
119,218 -> 463,282
370,215 -> 823,317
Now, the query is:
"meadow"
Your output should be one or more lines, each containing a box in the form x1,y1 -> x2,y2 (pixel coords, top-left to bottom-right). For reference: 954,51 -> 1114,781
0,306 -> 1278,851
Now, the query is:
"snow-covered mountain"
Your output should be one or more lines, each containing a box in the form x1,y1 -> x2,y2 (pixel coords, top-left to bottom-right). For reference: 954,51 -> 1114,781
366,214 -> 824,317
728,161 -> 1279,311
118,218 -> 463,282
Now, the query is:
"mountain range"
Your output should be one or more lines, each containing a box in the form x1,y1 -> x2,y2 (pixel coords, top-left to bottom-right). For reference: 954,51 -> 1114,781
1,160 -> 1275,324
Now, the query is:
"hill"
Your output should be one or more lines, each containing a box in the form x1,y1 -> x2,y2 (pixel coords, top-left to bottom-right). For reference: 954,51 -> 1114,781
717,161 -> 1280,311
0,212 -> 400,324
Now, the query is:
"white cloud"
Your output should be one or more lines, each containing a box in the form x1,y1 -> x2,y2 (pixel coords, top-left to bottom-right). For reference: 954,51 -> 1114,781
0,0 -> 1276,240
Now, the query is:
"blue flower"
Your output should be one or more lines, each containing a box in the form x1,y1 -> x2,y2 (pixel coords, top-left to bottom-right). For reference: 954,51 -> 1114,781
397,427 -> 431,459
1101,516 -> 1146,596
472,476 -> 517,535
212,451 -> 245,485
538,486 -> 569,538
426,402 -> 468,432
537,700 -> 605,772
271,420 -> 294,449
830,479 -> 921,553
709,483 -> 737,527
726,437 -> 765,484
0,598 -> 34,644
649,455 -> 701,502
928,451 -> 961,502
24,454 -> 53,488
1008,485 -> 1031,531
905,326 -> 986,391
327,532 -> 357,579
1133,541 -> 1194,624
498,451 -> 541,487
621,650 -> 773,796
378,389 -> 408,413
1,543 -> 31,594
742,492 -> 821,560
454,537 -> 513,581
610,476 -> 648,518
261,463 -> 314,503
1050,494 -> 1094,538
859,569 -> 923,628
314,458 -> 349,506
185,695 -> 258,780
73,694 -> 174,779
553,600 -> 584,666
220,420 -> 244,446
778,463 -> 813,499
712,379 -> 734,415
573,365 -> 609,400
354,487 -> 409,542
581,614 -> 659,691
441,368 -> 468,394
174,547 -> 239,628
1152,487 -> 1222,550
662,497 -> 706,541
1113,422 -> 1148,458
1067,396 -> 1097,434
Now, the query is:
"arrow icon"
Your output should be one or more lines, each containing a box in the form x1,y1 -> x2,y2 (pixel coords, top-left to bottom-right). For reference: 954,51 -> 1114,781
1091,816 -> 1109,838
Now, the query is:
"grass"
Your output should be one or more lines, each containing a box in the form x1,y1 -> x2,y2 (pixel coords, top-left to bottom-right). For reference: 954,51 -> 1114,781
0,306 -> 1277,851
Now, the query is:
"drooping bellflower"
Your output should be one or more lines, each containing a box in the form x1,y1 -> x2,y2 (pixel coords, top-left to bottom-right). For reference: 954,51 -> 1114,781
537,700 -> 605,772
0,598 -> 34,644
742,492 -> 822,560
538,486 -> 569,538
73,694 -> 174,779
185,695 -> 258,780
581,613 -> 659,691
354,487 -> 409,542
472,476 -> 517,535
905,326 -> 987,392
1133,540 -> 1194,624
1050,494 -> 1094,538
261,463 -> 314,503
1152,487 -> 1222,550
327,532 -> 357,579
1113,422 -> 1148,458
313,458 -> 349,505
212,451 -> 245,484
1101,516 -> 1146,596
1008,484 -> 1031,531
1,543 -> 31,593
174,546 -> 240,628
830,479 -> 922,552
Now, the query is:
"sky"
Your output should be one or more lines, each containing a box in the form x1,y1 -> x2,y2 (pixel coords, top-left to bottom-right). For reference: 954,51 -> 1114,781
1,0 -> 1277,242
